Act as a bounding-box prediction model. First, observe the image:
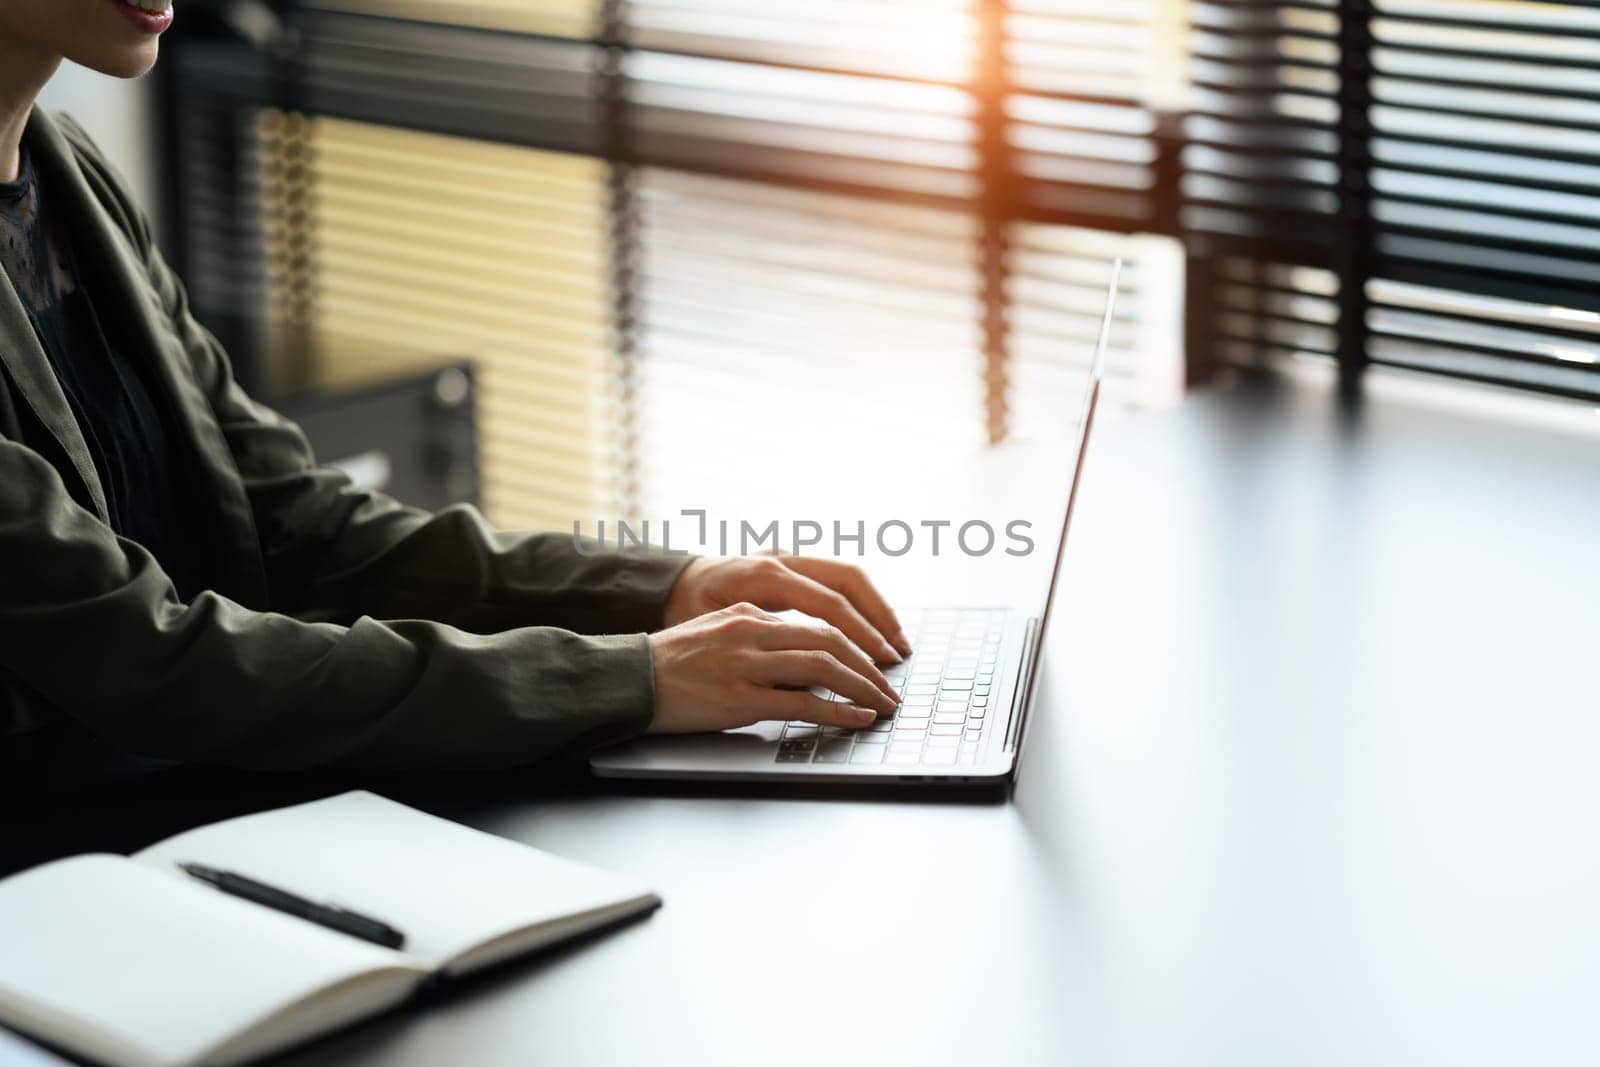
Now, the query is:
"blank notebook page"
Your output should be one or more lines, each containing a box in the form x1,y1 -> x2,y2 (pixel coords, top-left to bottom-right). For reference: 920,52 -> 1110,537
132,791 -> 655,972
0,855 -> 408,1067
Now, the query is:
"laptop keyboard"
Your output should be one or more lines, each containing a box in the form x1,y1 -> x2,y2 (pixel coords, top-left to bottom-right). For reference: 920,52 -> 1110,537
775,608 -> 1006,768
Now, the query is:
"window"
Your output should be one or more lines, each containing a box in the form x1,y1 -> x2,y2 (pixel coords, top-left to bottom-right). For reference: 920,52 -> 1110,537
1185,0 -> 1600,400
161,0 -> 1597,526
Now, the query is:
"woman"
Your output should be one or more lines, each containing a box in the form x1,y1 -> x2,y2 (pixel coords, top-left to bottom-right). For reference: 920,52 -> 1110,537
0,0 -> 908,774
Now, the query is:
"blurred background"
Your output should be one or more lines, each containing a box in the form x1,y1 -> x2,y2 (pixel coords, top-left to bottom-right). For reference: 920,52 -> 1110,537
42,0 -> 1600,531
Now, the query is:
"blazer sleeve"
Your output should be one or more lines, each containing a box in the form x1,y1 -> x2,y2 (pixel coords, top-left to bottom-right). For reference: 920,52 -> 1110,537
0,438 -> 659,770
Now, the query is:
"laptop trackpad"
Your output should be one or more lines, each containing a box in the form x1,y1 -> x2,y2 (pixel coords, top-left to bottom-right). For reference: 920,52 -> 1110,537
591,720 -> 783,771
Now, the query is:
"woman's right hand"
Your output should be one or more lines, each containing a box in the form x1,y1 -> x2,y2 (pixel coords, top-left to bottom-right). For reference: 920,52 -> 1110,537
646,602 -> 901,734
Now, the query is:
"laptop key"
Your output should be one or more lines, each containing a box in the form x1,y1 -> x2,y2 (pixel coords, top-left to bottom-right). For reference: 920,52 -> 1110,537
850,745 -> 886,764
776,752 -> 811,763
815,740 -> 853,763
855,732 -> 889,744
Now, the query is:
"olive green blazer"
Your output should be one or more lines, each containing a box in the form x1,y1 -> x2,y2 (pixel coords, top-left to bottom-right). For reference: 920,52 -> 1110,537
0,109 -> 691,771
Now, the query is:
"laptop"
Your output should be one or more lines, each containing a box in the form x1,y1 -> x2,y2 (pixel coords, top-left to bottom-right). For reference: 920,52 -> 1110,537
591,261 -> 1120,788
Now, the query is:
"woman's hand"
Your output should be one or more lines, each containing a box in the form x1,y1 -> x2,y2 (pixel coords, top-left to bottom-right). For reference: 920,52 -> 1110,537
646,602 -> 901,734
662,555 -> 912,664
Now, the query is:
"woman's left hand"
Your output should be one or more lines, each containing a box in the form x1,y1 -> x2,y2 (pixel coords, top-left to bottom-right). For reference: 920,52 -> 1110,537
662,555 -> 912,665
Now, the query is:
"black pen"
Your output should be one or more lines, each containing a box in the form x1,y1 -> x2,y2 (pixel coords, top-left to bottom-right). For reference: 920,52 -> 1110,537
179,862 -> 406,950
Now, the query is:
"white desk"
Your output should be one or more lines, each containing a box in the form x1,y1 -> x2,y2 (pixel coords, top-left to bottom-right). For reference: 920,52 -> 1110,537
15,367 -> 1600,1067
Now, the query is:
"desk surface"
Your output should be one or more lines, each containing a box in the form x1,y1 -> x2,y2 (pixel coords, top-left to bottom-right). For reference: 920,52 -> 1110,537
13,368 -> 1600,1067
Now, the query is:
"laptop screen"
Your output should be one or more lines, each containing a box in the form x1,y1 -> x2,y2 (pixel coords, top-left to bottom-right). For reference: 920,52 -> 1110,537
1018,258 -> 1119,720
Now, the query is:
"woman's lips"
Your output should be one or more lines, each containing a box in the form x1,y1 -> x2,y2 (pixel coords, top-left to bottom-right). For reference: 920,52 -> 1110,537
112,0 -> 174,34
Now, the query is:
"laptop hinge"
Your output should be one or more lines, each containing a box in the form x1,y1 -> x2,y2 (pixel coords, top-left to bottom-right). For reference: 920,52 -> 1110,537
1004,617 -> 1040,752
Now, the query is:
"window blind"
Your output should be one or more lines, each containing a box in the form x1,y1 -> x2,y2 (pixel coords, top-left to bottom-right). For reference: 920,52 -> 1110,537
632,168 -> 986,515
1180,0 -> 1347,382
1006,0 -> 1183,225
1366,0 -> 1600,398
621,0 -> 1186,467
1002,2 -> 1186,439
306,0 -> 597,38
288,7 -> 604,154
1184,0 -> 1600,400
258,113 -> 618,529
163,0 -> 1188,527
620,4 -> 987,518
160,0 -> 1597,530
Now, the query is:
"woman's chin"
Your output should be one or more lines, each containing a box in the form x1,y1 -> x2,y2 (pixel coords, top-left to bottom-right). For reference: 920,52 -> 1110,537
69,40 -> 160,80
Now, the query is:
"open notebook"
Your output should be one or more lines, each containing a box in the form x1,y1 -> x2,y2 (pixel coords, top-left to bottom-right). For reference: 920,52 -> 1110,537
0,792 -> 659,1067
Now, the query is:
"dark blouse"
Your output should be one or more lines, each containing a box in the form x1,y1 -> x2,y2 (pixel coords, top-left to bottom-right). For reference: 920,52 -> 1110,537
0,145 -> 208,600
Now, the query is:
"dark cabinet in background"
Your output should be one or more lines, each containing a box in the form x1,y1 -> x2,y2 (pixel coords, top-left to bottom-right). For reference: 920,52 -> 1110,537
274,363 -> 479,513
